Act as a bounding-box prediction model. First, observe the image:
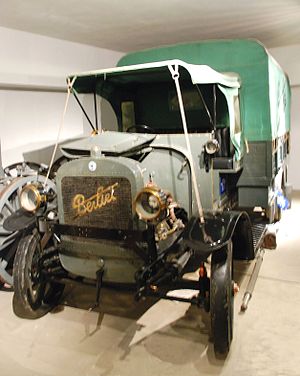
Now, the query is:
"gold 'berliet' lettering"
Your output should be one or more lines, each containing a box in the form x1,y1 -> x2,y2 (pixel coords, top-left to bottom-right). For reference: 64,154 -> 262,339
72,182 -> 119,217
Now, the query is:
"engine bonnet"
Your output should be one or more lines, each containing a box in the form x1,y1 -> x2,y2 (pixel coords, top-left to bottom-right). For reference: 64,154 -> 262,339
60,131 -> 156,158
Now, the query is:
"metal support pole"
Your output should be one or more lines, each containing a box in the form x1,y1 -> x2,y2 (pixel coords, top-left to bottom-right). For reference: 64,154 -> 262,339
72,90 -> 96,132
93,90 -> 99,131
241,248 -> 265,311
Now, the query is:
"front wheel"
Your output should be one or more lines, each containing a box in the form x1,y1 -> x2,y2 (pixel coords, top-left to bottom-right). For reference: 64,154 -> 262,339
13,231 -> 64,319
210,241 -> 233,355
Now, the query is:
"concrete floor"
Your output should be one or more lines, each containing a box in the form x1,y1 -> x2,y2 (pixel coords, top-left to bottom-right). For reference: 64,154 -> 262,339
1,195 -> 300,376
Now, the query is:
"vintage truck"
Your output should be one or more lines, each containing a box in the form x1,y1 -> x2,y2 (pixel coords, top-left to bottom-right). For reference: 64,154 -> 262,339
6,39 -> 290,355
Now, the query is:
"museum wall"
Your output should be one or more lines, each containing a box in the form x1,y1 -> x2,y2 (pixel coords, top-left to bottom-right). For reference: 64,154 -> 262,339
270,44 -> 300,190
0,26 -> 123,166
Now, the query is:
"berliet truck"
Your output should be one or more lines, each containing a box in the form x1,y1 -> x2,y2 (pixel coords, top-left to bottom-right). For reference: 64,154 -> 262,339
7,40 -> 290,354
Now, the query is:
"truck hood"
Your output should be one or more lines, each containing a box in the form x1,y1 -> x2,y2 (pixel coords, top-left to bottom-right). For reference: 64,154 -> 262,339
60,131 -> 156,157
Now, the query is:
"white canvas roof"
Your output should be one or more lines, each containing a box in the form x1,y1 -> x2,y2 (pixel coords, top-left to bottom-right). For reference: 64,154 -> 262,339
68,59 -> 241,91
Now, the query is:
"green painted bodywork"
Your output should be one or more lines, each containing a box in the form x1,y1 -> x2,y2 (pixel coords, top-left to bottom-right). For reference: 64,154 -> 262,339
118,39 -> 291,142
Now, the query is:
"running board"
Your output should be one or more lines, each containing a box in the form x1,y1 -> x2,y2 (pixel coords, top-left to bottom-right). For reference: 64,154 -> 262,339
252,222 -> 267,253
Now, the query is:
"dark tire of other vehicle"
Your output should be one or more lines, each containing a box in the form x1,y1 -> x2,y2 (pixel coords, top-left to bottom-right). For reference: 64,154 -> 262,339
210,240 -> 233,355
13,232 -> 64,319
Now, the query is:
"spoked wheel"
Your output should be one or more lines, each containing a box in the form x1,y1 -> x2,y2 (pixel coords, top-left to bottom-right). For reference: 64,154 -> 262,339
13,230 -> 64,319
210,240 -> 234,355
0,175 -> 56,286
0,238 -> 20,290
3,161 -> 47,178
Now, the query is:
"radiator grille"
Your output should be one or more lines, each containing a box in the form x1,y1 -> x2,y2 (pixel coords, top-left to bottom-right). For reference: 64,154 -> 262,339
61,176 -> 132,230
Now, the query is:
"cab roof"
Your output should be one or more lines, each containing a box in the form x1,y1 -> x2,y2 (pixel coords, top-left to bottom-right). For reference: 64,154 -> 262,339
68,59 -> 240,94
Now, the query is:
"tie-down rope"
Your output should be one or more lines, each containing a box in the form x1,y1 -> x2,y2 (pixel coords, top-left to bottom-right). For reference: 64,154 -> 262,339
168,64 -> 205,224
43,76 -> 77,188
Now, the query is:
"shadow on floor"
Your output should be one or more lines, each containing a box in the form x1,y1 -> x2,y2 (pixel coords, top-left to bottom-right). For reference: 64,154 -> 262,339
49,261 -> 253,369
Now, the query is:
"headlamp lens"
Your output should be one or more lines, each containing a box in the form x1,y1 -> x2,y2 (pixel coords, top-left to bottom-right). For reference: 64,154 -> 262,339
134,187 -> 167,222
20,184 -> 44,212
205,139 -> 219,155
148,194 -> 159,209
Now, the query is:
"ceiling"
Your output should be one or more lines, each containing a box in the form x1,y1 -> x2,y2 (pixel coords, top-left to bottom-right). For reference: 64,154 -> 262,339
0,0 -> 300,52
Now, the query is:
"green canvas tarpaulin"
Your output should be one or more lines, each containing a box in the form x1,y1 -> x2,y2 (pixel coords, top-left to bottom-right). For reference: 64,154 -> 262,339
118,39 -> 291,142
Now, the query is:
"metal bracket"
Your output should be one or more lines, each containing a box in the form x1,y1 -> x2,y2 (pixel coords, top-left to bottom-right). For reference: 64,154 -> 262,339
89,268 -> 104,311
240,248 -> 265,311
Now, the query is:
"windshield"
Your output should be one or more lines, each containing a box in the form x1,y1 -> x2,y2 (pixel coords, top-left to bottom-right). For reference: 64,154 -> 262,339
115,81 -> 229,133
71,65 -> 230,134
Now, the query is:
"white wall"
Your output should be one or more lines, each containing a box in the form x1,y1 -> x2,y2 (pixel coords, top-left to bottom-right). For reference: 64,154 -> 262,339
270,44 -> 300,190
0,26 -> 123,166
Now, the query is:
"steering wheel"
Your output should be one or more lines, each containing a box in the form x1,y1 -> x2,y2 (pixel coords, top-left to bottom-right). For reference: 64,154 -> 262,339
126,124 -> 155,134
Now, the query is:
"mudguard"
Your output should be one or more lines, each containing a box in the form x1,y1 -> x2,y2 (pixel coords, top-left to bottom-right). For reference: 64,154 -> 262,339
183,211 -> 254,259
3,209 -> 36,232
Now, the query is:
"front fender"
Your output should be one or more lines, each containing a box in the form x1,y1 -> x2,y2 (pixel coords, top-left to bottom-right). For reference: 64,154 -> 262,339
183,211 -> 253,258
3,209 -> 36,232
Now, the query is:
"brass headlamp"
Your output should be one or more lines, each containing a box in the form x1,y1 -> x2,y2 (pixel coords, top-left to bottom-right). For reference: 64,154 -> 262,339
134,186 -> 169,222
205,139 -> 220,155
20,183 -> 47,212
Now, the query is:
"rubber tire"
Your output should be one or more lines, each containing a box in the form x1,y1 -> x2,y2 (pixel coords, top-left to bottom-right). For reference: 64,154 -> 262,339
210,241 -> 233,355
13,232 -> 64,319
43,282 -> 64,305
